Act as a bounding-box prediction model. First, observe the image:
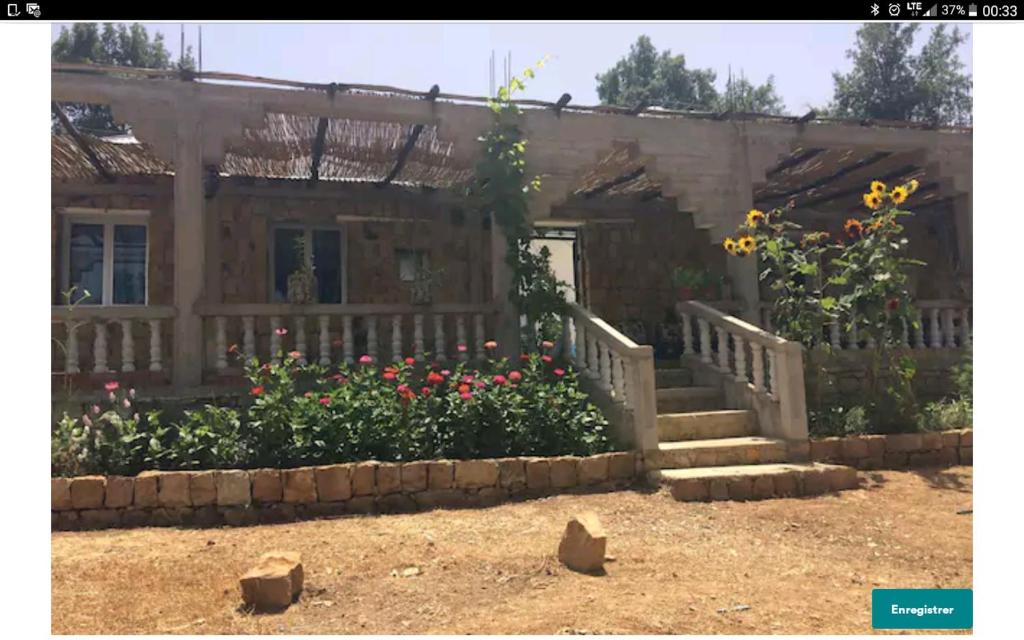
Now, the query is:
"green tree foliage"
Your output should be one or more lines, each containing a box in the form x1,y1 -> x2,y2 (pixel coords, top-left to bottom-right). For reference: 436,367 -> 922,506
51,23 -> 195,134
829,24 -> 972,125
719,72 -> 785,115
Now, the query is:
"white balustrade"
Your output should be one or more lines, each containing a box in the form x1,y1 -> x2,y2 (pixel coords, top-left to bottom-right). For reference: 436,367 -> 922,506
587,333 -> 600,379
93,322 -> 108,373
715,327 -> 729,372
766,348 -> 778,397
215,316 -> 228,370
942,308 -> 956,347
750,342 -> 765,392
681,312 -> 694,355
294,316 -> 307,365
913,317 -> 925,348
318,315 -> 331,366
848,318 -> 859,350
900,318 -> 910,348
960,308 -> 971,347
242,316 -> 255,360
575,323 -> 587,371
366,316 -> 379,361
433,314 -> 445,361
342,315 -> 354,364
929,308 -> 942,348
148,319 -> 162,371
413,314 -> 425,361
119,320 -> 135,372
392,314 -> 403,361
611,351 -> 626,402
270,315 -> 282,364
698,318 -> 712,364
474,314 -> 485,360
733,335 -> 747,383
599,342 -> 612,391
65,321 -> 80,374
456,315 -> 468,362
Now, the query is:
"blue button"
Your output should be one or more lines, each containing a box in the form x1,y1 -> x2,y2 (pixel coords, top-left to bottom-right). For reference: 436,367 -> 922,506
872,588 -> 972,629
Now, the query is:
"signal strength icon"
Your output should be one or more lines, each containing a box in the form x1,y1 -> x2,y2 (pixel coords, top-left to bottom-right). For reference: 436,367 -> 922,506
923,3 -> 938,16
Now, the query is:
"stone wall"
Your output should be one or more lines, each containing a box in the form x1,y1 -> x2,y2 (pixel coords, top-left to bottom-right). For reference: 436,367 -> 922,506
51,451 -> 641,531
805,348 -> 967,402
808,429 -> 972,469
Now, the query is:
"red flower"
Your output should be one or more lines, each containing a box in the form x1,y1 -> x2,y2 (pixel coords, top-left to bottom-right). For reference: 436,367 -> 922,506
228,344 -> 239,354
554,368 -> 565,377
250,385 -> 264,396
421,387 -> 432,396
427,371 -> 445,385
484,340 -> 498,350
275,327 -> 288,336
457,344 -> 468,353
288,350 -> 302,360
404,357 -> 416,365
460,392 -> 473,401
886,298 -> 901,311
359,355 -> 373,364
475,380 -> 486,389
493,374 -> 507,386
520,354 -> 530,362
104,381 -> 119,392
319,396 -> 331,406
383,371 -> 397,381
509,371 -> 522,383
541,340 -> 555,350
331,373 -> 348,384
541,355 -> 553,364
458,383 -> 471,394
384,365 -> 399,374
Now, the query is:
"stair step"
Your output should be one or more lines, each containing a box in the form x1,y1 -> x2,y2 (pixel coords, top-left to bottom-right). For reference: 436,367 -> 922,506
655,368 -> 693,389
658,410 -> 755,442
654,436 -> 788,469
656,386 -> 722,413
657,462 -> 860,502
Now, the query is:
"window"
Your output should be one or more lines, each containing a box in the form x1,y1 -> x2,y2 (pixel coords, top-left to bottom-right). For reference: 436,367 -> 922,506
396,249 -> 430,282
62,212 -> 148,305
271,225 -> 346,303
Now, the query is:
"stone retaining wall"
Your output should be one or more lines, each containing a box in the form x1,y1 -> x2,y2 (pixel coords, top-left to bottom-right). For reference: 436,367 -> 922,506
51,452 -> 641,531
808,429 -> 972,469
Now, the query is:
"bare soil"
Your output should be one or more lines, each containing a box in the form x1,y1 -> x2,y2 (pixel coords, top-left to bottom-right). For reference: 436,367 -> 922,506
51,467 -> 972,635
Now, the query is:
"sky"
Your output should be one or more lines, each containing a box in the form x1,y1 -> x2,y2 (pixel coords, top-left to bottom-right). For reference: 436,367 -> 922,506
51,23 -> 973,115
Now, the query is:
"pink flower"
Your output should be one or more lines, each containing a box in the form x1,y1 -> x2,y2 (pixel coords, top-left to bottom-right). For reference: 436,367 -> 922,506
109,392 -> 116,402
133,413 -> 140,423
128,388 -> 136,399
275,327 -> 288,336
554,368 -> 565,377
462,375 -> 474,384
397,383 -> 410,393
104,381 -> 119,392
509,371 -> 522,382
484,340 -> 498,350
319,396 -> 331,406
359,355 -> 373,364
91,404 -> 101,415
304,391 -> 314,398
331,373 -> 348,384
541,340 -> 555,349
123,398 -> 132,408
475,380 -> 486,389
288,350 -> 302,360
404,357 -> 416,365
441,369 -> 451,377
460,392 -> 473,401
541,355 -> 553,363
421,386 -> 432,396
457,344 -> 468,353
493,374 -> 507,386
228,343 -> 239,354
82,414 -> 93,427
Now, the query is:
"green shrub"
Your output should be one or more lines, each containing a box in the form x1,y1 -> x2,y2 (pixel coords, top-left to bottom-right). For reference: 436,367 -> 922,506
51,382 -> 150,476
917,398 -> 972,432
51,340 -> 614,476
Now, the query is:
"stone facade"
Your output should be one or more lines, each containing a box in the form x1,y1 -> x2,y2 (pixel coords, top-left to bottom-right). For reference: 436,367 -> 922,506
51,451 -> 641,531
809,428 -> 972,469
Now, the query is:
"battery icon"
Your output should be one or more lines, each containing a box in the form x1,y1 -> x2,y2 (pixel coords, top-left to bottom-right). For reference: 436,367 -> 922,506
968,3 -> 977,15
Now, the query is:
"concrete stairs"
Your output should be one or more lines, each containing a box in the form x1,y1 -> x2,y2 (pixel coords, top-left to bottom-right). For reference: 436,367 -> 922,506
652,365 -> 859,502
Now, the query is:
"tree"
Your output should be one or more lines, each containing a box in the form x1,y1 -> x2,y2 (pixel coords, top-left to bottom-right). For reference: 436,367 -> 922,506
718,72 -> 785,115
52,23 -> 195,134
596,36 -> 719,111
829,24 -> 972,125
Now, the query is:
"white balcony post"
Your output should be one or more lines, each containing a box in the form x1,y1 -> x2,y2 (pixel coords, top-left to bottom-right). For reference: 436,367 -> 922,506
270,315 -> 282,364
455,315 -> 468,362
65,321 -> 80,374
242,316 -> 255,361
681,312 -> 694,355
698,318 -> 712,364
433,313 -> 446,361
733,335 -> 747,383
960,308 -> 971,347
942,308 -> 956,347
366,316 -> 379,361
929,308 -> 942,348
148,319 -> 162,372
318,315 -> 331,366
294,316 -> 307,365
750,343 -> 765,392
413,314 -> 425,362
773,341 -> 809,440
575,322 -> 587,371
391,314 -> 403,361
587,334 -> 600,379
214,316 -> 228,370
342,315 -> 355,364
900,318 -> 910,348
913,313 -> 925,348
119,319 -> 136,372
715,327 -> 729,372
767,348 -> 778,397
599,342 -> 612,392
474,313 -> 485,360
93,322 -> 109,373
611,351 -> 625,402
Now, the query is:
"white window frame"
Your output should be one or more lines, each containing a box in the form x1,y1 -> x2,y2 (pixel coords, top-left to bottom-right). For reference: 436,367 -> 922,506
269,223 -> 348,304
60,208 -> 151,306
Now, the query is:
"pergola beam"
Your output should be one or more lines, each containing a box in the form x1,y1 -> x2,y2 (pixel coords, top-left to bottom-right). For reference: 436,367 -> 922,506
756,151 -> 892,205
379,84 -> 440,187
765,147 -> 825,179
308,117 -> 329,185
795,166 -> 929,210
582,166 -> 646,199
52,102 -> 114,183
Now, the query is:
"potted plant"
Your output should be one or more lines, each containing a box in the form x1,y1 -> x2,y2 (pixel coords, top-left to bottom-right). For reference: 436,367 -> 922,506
286,236 -> 317,304
408,266 -> 446,306
672,266 -> 711,301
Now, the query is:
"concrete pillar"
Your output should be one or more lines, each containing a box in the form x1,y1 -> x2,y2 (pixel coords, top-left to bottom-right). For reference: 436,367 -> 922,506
172,106 -> 206,388
490,218 -> 521,357
952,192 -> 972,299
727,127 -> 763,325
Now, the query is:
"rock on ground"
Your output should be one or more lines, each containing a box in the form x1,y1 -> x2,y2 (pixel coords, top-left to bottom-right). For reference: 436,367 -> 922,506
239,551 -> 304,612
558,512 -> 607,574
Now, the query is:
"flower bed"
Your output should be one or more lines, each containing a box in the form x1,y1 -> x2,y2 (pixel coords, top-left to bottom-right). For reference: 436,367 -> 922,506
51,451 -> 641,531
52,340 -> 615,477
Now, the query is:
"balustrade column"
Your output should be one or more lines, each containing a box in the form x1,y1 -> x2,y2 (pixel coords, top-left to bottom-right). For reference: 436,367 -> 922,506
413,314 -> 425,361
715,327 -> 729,372
474,314 -> 485,360
960,308 -> 971,347
829,323 -> 840,350
433,314 -> 446,361
561,316 -> 573,361
119,320 -> 136,372
599,342 -> 612,392
456,316 -> 468,362
148,319 -> 162,372
900,318 -> 910,348
242,316 -> 255,360
681,313 -> 694,355
733,336 -> 747,383
929,308 -> 942,348
575,323 -> 587,371
611,351 -> 625,402
750,343 -> 765,392
342,316 -> 354,364
942,308 -> 957,347
214,316 -> 228,370
767,348 -> 778,397
366,316 -> 379,361
913,314 -> 925,348
391,314 -> 403,362
698,318 -> 712,364
270,315 -> 282,364
294,316 -> 308,365
93,322 -> 109,373
318,315 -> 331,366
65,321 -> 80,374
587,334 -> 600,379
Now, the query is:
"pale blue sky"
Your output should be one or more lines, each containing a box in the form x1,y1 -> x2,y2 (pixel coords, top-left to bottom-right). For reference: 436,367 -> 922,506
51,23 -> 973,115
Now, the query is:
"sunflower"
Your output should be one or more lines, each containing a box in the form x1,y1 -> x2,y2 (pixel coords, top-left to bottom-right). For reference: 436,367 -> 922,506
734,247 -> 750,257
906,179 -> 920,195
870,180 -> 887,194
746,209 -> 765,227
738,235 -> 756,253
722,237 -> 738,255
890,185 -> 908,205
863,191 -> 883,210
844,218 -> 863,239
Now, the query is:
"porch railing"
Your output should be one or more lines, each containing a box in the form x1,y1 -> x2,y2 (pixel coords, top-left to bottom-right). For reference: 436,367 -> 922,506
562,302 -> 658,453
196,303 -> 500,372
51,306 -> 175,375
756,299 -> 972,350
679,301 -> 807,441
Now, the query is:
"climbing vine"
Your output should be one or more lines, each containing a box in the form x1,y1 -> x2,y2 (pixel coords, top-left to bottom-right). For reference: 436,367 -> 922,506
471,58 -> 569,347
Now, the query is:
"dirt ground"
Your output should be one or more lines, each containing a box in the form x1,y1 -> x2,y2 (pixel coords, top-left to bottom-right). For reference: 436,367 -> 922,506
51,467 -> 972,635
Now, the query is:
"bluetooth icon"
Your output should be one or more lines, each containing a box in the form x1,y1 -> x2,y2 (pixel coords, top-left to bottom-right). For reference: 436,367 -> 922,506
870,3 -> 880,15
